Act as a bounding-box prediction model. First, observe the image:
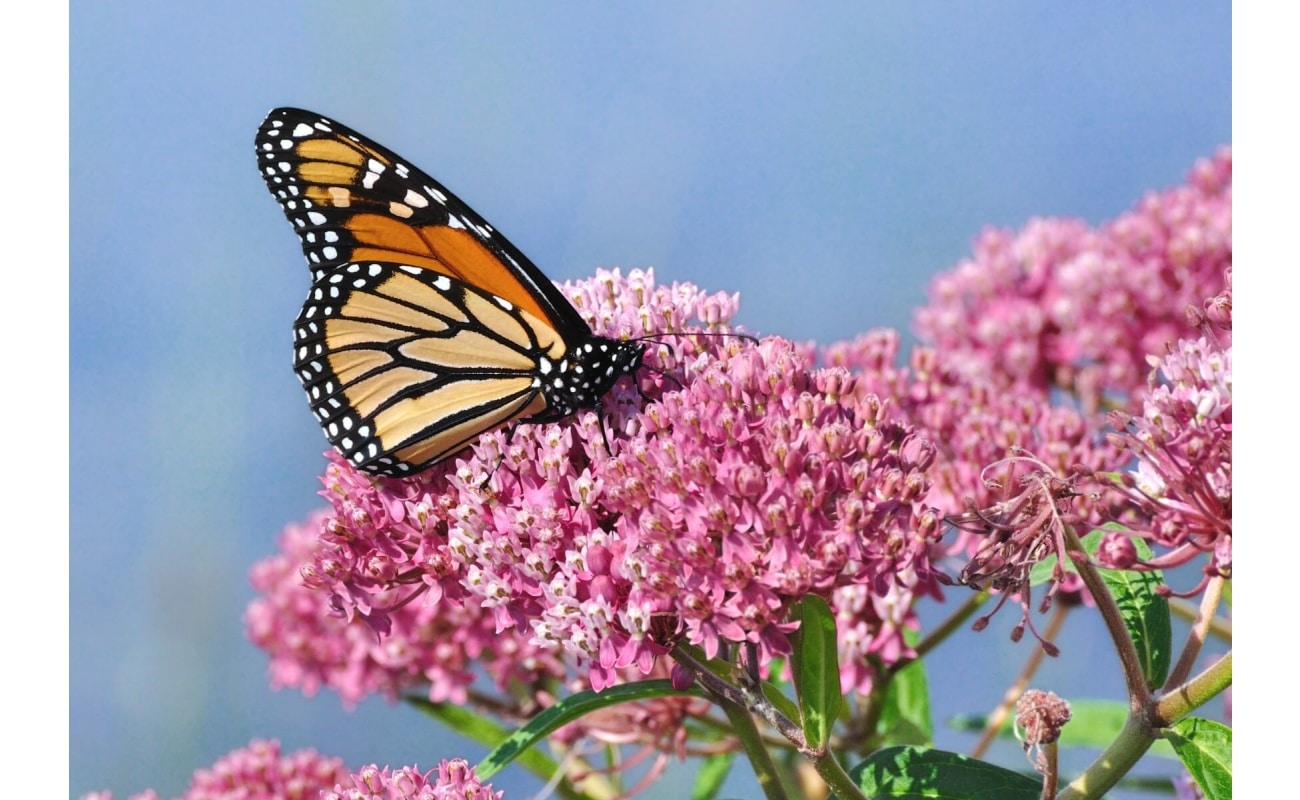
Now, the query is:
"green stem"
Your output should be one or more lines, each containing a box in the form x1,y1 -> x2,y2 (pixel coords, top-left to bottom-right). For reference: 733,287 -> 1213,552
1061,525 -> 1150,708
808,748 -> 867,800
1153,650 -> 1232,726
1163,576 -> 1225,691
717,694 -> 794,800
1055,713 -> 1153,800
1053,525 -> 1159,800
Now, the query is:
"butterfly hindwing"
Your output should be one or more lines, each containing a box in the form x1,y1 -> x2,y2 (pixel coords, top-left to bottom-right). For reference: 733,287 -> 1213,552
295,261 -> 571,475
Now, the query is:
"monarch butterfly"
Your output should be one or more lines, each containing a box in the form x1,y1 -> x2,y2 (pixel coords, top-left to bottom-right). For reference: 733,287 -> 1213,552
255,108 -> 645,477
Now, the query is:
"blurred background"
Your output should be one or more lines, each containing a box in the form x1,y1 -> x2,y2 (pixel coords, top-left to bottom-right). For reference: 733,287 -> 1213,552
70,3 -> 1230,797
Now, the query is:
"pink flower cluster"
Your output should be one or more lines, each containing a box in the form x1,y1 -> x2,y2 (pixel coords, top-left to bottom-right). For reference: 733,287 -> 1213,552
81,740 -> 351,800
82,741 -> 500,800
914,148 -> 1231,413
823,331 -> 1127,554
247,510 -> 568,706
1106,318 -> 1232,590
251,268 -> 942,704
323,759 -> 501,800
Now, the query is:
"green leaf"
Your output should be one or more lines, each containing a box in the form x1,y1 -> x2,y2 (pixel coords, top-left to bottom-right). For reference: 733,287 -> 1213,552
691,752 -> 735,800
878,630 -> 933,746
844,746 -> 1041,800
1166,717 -> 1232,800
1097,538 -> 1172,690
475,679 -> 699,779
1032,524 -> 1172,689
407,697 -> 562,780
790,595 -> 843,750
948,699 -> 1177,758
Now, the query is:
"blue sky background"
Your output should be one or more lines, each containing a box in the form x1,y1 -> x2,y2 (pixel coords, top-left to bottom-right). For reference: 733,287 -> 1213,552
70,3 -> 1230,797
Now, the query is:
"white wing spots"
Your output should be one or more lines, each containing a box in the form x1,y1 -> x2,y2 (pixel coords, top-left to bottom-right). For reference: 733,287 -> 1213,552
313,288 -> 324,300
358,425 -> 371,438
314,120 -> 333,132
404,189 -> 429,209
324,230 -> 339,242
399,265 -> 421,276
269,119 -> 284,129
307,211 -> 327,225
426,186 -> 447,204
368,443 -> 379,457
328,423 -> 339,436
447,215 -> 466,230
328,273 -> 344,284
353,278 -> 368,288
538,359 -> 553,375
367,158 -> 385,173
394,163 -> 410,178
369,264 -> 384,277
493,296 -> 513,310
341,437 -> 354,450
353,452 -> 365,464
291,123 -> 314,137
388,201 -> 414,219
322,246 -> 338,260
277,161 -> 291,173
342,417 -> 353,430
362,171 -> 381,189
432,275 -> 451,291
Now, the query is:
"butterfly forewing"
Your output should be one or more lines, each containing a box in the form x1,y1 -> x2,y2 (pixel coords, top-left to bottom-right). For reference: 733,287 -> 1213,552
256,108 -> 589,336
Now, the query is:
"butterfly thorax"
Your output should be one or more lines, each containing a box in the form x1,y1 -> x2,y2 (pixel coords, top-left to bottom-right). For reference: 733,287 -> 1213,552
531,337 -> 646,423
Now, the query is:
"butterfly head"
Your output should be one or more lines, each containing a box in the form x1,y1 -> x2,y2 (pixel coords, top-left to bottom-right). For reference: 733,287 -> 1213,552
533,336 -> 647,422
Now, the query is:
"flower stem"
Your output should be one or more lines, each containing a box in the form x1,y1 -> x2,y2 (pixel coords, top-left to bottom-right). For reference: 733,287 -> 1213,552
1163,575 -> 1225,691
1061,524 -> 1150,707
1055,712 -> 1152,800
716,693 -> 794,800
1152,650 -> 1232,726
